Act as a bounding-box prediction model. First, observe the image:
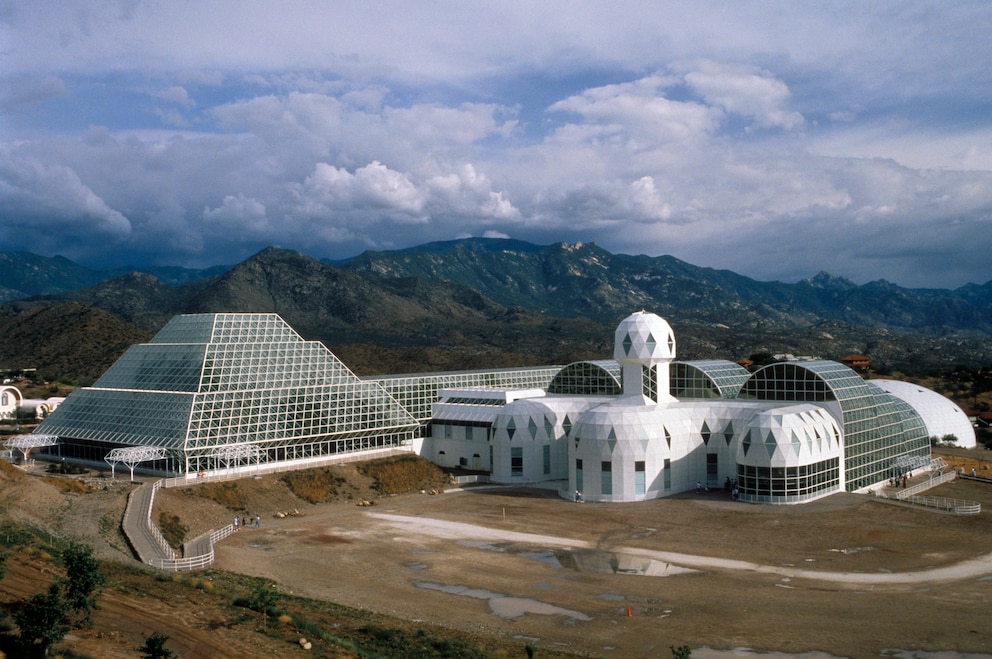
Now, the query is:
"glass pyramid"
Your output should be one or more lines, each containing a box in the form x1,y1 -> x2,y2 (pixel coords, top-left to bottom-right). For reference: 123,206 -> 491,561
38,313 -> 420,474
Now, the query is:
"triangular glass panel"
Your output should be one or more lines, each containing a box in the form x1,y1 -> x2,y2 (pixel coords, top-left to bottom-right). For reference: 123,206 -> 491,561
544,416 -> 554,436
724,421 -> 734,445
507,418 -> 516,440
701,421 -> 711,446
562,415 -> 572,436
646,333 -> 656,354
791,430 -> 802,456
667,334 -> 675,351
765,431 -> 777,458
742,429 -> 751,455
664,426 -> 672,449
528,417 -> 538,440
622,333 -> 633,356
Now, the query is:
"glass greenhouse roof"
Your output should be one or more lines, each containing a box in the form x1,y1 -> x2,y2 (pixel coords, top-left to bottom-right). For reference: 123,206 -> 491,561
671,360 -> 750,399
39,313 -> 420,463
740,361 -> 929,490
546,360 -> 622,396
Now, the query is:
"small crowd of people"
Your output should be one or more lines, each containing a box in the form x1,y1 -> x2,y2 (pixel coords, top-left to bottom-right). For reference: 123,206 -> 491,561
233,514 -> 260,530
887,474 -> 909,488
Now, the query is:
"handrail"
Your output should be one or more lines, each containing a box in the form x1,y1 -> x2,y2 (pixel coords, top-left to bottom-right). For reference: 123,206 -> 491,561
900,494 -> 981,515
894,470 -> 958,499
145,480 -> 177,560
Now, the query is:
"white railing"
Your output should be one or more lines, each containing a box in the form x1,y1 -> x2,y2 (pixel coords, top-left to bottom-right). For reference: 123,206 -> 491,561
146,480 -> 177,560
894,470 -> 958,499
901,495 -> 981,515
150,524 -> 237,572
160,446 -> 412,489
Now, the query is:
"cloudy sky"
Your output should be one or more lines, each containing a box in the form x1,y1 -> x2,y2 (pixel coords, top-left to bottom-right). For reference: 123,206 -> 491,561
2,1 -> 991,288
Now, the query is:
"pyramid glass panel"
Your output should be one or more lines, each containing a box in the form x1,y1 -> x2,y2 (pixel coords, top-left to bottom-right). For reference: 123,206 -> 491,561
38,313 -> 422,475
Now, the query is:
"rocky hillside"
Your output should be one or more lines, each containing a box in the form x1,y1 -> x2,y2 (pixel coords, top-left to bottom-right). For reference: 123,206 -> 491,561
338,239 -> 992,334
2,241 -> 991,385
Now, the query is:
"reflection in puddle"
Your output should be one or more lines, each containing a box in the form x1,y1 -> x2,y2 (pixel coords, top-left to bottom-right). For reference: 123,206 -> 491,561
461,541 -> 697,577
554,548 -> 697,576
413,580 -> 591,621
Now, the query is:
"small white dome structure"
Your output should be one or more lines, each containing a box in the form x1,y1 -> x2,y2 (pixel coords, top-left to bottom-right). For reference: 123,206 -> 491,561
871,379 -> 976,448
613,311 -> 677,403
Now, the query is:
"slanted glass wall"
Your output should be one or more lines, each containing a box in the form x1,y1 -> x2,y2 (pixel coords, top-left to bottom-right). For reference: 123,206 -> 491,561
38,313 -> 421,475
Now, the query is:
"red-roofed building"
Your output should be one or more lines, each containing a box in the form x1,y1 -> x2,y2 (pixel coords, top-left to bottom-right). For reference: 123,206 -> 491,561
840,354 -> 871,371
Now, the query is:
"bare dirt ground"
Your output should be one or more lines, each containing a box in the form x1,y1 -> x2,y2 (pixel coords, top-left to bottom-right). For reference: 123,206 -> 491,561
3,450 -> 992,658
210,464 -> 992,658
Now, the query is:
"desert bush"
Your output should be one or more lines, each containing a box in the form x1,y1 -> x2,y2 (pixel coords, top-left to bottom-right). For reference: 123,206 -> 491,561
359,455 -> 448,495
196,481 -> 246,509
157,512 -> 188,549
281,469 -> 344,504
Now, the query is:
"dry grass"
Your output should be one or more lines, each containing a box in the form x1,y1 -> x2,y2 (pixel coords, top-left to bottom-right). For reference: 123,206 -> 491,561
358,454 -> 449,495
281,469 -> 349,504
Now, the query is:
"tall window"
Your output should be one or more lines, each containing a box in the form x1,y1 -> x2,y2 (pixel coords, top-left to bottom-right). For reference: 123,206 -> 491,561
664,458 -> 671,490
707,453 -> 718,480
543,445 -> 551,475
635,460 -> 645,495
576,458 -> 583,494
511,447 -> 523,476
601,461 -> 612,495
642,365 -> 658,402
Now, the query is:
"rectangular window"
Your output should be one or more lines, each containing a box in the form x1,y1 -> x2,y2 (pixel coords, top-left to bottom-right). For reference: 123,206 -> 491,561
576,459 -> 583,494
635,460 -> 645,495
664,458 -> 671,490
543,445 -> 551,475
465,425 -> 473,441
601,461 -> 612,496
511,447 -> 523,476
707,453 -> 718,478
443,424 -> 452,439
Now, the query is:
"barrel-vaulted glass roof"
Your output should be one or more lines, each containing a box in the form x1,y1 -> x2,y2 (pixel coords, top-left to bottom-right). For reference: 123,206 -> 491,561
739,361 -> 929,491
546,360 -> 622,396
39,313 -> 420,470
671,360 -> 750,399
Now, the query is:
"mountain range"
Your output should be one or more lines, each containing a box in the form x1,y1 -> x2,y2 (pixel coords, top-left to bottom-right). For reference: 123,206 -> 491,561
2,239 -> 991,385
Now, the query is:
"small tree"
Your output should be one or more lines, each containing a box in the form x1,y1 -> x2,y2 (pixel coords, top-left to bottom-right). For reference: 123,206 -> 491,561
15,581 -> 70,656
246,581 -> 280,630
62,542 -> 105,623
137,631 -> 177,659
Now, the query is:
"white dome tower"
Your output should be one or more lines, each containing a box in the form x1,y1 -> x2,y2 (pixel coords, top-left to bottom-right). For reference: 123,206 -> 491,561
613,311 -> 676,404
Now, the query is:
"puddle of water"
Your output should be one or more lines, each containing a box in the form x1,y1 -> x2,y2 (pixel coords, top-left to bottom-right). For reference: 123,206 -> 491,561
458,539 -> 697,577
519,550 -> 562,568
413,580 -> 591,621
457,540 -> 507,552
554,548 -> 696,576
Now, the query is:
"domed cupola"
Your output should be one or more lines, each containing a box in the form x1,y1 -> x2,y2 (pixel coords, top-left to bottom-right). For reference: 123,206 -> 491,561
613,311 -> 676,404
